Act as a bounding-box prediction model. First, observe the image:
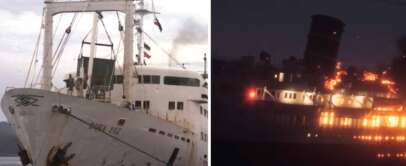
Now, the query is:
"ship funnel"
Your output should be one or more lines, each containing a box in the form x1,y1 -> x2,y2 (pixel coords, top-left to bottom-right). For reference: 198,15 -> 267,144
303,14 -> 345,88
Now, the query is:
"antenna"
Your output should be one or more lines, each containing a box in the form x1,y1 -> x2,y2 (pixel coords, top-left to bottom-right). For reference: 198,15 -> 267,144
135,0 -> 159,65
202,53 -> 208,79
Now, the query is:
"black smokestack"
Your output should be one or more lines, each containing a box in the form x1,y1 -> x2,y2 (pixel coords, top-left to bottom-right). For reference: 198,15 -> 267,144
303,14 -> 345,87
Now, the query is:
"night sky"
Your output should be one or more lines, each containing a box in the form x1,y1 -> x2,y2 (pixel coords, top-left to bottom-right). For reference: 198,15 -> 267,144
213,0 -> 406,68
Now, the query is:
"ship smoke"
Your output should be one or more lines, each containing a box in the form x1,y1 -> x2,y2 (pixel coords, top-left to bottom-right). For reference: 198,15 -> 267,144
169,18 -> 208,66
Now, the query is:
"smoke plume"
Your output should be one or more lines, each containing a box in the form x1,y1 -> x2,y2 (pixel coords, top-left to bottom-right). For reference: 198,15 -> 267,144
169,18 -> 208,66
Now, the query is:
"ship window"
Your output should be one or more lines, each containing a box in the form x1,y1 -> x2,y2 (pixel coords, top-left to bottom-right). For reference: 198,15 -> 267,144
187,139 -> 190,143
117,119 -> 126,126
289,93 -> 292,99
284,93 -> 288,98
151,75 -> 160,84
177,102 -> 184,110
135,101 -> 142,109
293,93 -> 297,99
181,137 -> 186,141
138,75 -> 160,84
113,75 -> 123,84
148,128 -> 157,133
143,101 -> 150,109
167,133 -> 173,137
168,101 -> 175,110
200,106 -> 203,115
174,135 -> 179,139
201,94 -> 208,99
164,76 -> 200,87
204,109 -> 208,117
159,131 -> 165,135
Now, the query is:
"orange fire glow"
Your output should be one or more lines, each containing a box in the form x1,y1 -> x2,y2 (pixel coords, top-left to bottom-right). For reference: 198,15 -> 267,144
324,62 -> 347,91
361,70 -> 398,94
363,72 -> 378,81
319,111 -> 406,129
381,79 -> 397,94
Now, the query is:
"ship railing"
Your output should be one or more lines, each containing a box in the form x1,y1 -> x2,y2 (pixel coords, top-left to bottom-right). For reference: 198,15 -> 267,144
257,86 -> 278,101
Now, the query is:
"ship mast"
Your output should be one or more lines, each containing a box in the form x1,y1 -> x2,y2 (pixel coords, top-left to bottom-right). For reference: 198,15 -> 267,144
41,0 -> 135,103
86,13 -> 100,96
136,0 -> 144,65
123,1 -> 135,102
41,3 -> 53,90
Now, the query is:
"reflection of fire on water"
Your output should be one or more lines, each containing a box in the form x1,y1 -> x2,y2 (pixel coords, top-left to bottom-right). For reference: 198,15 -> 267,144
319,111 -> 406,129
377,152 -> 406,159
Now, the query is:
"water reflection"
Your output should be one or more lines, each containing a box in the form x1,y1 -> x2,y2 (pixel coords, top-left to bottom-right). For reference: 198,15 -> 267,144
377,152 -> 406,159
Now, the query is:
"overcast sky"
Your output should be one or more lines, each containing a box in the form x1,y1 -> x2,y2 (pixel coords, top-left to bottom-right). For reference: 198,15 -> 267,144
0,0 -> 209,121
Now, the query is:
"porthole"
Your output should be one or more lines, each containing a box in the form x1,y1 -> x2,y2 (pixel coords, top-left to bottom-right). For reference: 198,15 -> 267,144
117,119 -> 126,126
148,128 -> 157,133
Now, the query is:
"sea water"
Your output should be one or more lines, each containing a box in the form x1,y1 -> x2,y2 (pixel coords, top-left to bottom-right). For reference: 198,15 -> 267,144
0,157 -> 21,166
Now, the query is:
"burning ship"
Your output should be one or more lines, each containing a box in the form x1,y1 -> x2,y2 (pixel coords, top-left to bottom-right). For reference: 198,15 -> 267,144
213,15 -> 406,163
1,0 -> 208,166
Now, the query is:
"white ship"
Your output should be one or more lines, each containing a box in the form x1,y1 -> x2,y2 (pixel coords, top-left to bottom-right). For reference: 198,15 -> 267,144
1,0 -> 208,166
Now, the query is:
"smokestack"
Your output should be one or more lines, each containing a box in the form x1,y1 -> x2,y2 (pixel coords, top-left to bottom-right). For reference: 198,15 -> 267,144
303,14 -> 345,87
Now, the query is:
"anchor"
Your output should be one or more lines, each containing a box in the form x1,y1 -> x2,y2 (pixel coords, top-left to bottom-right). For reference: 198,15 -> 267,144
46,142 -> 75,166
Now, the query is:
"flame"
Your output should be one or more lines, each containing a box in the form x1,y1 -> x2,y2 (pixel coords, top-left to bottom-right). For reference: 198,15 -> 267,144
381,79 -> 397,94
363,72 -> 378,81
324,62 -> 347,91
361,70 -> 398,94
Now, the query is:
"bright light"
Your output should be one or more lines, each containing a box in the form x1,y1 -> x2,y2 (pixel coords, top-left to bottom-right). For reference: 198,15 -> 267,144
324,62 -> 346,91
247,88 -> 257,100
249,91 -> 256,98
363,72 -> 378,81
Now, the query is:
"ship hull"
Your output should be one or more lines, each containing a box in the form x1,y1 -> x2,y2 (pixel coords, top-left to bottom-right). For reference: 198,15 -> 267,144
1,88 -> 203,166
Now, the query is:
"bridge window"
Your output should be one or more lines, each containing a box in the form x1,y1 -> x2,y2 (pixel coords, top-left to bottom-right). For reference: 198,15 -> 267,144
164,76 -> 200,87
168,101 -> 175,110
138,75 -> 160,84
177,102 -> 184,110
